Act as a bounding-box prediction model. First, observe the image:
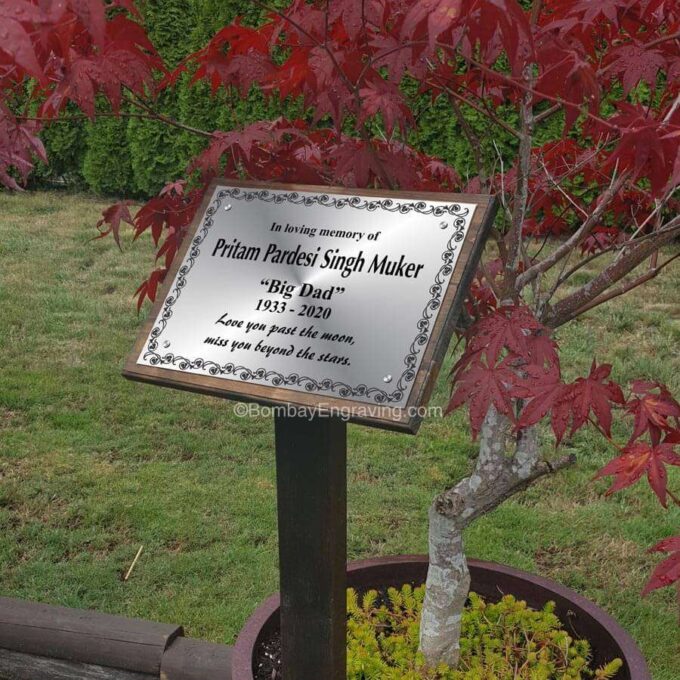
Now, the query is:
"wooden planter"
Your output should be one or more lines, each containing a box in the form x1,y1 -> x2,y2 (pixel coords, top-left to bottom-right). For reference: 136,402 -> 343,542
232,555 -> 651,680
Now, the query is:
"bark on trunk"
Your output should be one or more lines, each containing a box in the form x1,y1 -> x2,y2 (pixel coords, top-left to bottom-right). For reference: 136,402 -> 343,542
419,408 -> 574,667
419,507 -> 470,666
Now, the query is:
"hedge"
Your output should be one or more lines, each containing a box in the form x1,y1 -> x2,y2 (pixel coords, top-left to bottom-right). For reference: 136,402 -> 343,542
29,0 -> 551,198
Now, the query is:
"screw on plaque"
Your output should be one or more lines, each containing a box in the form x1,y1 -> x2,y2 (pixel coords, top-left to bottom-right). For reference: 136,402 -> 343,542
163,341 -> 171,348
383,375 -> 392,383
224,204 -> 232,211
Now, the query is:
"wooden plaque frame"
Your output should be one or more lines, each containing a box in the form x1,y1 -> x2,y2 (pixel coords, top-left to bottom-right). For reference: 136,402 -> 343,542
123,179 -> 497,434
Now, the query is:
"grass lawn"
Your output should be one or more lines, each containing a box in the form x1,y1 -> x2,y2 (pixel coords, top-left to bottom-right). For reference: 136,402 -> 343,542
0,191 -> 678,678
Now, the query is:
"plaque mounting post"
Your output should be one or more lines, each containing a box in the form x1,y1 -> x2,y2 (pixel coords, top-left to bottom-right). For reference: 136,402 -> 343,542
274,414 -> 347,680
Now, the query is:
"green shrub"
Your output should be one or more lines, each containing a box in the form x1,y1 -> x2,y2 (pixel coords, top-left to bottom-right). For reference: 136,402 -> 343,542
346,585 -> 623,680
82,116 -> 134,196
30,114 -> 87,187
143,0 -> 194,69
123,0 -> 194,196
126,98 -> 187,197
29,0 -> 562,196
117,0 -> 295,196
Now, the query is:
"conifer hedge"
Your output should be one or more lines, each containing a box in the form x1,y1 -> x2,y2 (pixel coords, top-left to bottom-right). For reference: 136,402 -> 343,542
30,0 -> 534,197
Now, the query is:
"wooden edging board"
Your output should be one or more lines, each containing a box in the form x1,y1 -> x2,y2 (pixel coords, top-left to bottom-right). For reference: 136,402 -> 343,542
0,597 -> 233,680
0,597 -> 181,674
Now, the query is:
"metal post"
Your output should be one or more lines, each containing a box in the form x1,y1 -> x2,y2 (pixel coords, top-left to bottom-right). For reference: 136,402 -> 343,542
274,414 -> 347,680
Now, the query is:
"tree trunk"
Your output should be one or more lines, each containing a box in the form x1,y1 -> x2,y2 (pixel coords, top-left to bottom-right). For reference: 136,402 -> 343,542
419,408 -> 575,667
419,506 -> 470,666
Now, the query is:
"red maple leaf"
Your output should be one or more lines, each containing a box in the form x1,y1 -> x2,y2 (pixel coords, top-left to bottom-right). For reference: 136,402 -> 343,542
403,0 -> 533,75
95,201 -> 135,250
134,267 -> 167,311
448,359 -> 518,438
580,227 -> 627,255
155,226 -> 186,270
527,330 -> 559,368
327,0 -> 374,41
69,0 -> 106,47
134,187 -> 203,247
465,304 -> 545,365
39,14 -> 163,118
331,138 -> 424,188
192,47 -> 275,97
563,0 -> 635,27
460,0 -> 534,76
358,78 -> 414,136
626,380 -> 680,446
512,365 -> 571,435
277,0 -> 328,44
212,21 -> 274,56
371,35 -> 413,82
550,389 -> 575,446
465,278 -> 498,318
605,103 -> 674,194
134,195 -> 173,245
422,159 -> 461,188
604,43 -> 666,95
0,5 -> 45,81
642,535 -> 680,596
595,441 -> 680,507
0,103 -> 47,189
568,361 -> 625,437
402,0 -> 466,48
535,40 -> 599,130
177,18 -> 277,94
159,179 -> 186,197
305,48 -> 362,128
664,430 -> 680,444
188,121 -> 301,180
378,142 -> 429,190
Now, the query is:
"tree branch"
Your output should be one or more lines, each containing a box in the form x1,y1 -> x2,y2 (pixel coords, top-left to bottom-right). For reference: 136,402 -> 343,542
423,77 -> 521,140
647,30 -> 680,49
448,96 -> 487,186
435,451 -> 575,523
434,409 -> 576,525
505,66 -> 536,283
250,0 -> 357,97
566,251 -> 680,320
122,93 -> 214,139
534,103 -> 561,124
547,216 -> 680,327
18,108 -> 213,140
548,217 -> 680,294
458,53 -> 622,133
516,171 -> 629,290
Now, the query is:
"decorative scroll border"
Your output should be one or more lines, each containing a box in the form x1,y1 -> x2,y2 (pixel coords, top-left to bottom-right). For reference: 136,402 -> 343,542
140,187 -> 470,404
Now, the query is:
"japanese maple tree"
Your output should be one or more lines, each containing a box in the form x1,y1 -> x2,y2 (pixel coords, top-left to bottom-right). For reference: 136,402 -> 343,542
2,0 -> 679,669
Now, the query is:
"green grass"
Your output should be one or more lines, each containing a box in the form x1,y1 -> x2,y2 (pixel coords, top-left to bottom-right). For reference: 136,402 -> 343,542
0,191 -> 679,678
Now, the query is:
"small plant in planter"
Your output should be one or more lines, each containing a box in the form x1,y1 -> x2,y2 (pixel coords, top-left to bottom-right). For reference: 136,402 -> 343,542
346,585 -> 624,679
2,0 -> 679,675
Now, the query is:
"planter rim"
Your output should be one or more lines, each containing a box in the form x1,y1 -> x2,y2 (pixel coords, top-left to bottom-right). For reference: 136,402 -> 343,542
233,555 -> 650,680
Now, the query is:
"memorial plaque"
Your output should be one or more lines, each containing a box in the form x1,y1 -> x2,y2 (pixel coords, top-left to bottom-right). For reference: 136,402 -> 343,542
124,180 -> 496,432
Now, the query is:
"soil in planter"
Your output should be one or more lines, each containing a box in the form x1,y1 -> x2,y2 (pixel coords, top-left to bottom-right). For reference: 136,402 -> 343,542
254,630 -> 282,680
254,584 -> 623,680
